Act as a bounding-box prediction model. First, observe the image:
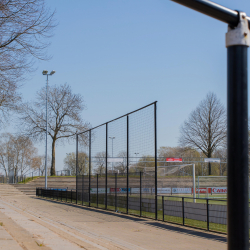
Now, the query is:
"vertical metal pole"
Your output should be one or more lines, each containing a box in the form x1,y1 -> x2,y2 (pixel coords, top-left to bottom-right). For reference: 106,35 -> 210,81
154,102 -> 158,220
193,164 -> 196,203
207,199 -> 209,231
76,133 -> 78,192
71,190 -> 72,203
140,171 -> 142,217
89,130 -> 91,207
227,45 -> 249,249
97,174 -> 99,208
182,197 -> 185,226
105,123 -> 108,210
45,74 -> 48,188
162,196 -> 164,222
115,173 -> 117,211
76,190 -> 77,204
126,116 -> 129,214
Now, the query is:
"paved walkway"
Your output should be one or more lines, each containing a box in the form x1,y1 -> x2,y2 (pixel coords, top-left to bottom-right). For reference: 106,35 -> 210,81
0,186 -> 227,250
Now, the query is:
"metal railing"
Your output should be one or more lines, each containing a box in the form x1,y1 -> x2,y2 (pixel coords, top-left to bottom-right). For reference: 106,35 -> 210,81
36,187 -> 245,236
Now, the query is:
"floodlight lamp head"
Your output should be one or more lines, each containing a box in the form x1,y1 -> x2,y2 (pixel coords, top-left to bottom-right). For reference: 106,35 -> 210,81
50,70 -> 56,75
42,70 -> 48,75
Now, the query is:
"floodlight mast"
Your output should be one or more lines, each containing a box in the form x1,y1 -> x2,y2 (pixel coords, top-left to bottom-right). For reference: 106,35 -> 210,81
42,70 -> 56,189
171,1 -> 249,249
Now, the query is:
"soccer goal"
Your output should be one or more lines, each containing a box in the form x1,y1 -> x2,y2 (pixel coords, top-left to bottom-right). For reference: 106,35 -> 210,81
157,164 -> 196,201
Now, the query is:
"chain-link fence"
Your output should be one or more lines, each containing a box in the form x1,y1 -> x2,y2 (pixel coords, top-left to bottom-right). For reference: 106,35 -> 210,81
76,102 -> 157,218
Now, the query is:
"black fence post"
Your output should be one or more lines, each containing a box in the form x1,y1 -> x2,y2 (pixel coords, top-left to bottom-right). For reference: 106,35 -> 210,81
71,190 -> 72,203
115,173 -> 117,211
57,189 -> 59,201
154,102 -> 157,220
105,123 -> 108,210
76,190 -> 78,204
126,115 -> 129,214
89,130 -> 91,207
140,171 -> 142,217
61,190 -> 62,201
207,199 -> 209,231
227,28 -> 249,249
97,174 -> 99,208
182,197 -> 185,226
162,196 -> 164,222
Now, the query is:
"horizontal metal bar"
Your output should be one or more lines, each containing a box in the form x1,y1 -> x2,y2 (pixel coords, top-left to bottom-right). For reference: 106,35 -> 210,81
171,0 -> 250,28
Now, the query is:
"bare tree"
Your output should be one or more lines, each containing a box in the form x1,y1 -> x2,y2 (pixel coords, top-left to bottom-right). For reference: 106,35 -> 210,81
34,155 -> 51,176
0,133 -> 38,179
20,84 -> 89,175
179,92 -> 226,175
114,151 -> 127,174
0,0 -> 55,125
64,152 -> 88,176
94,152 -> 106,175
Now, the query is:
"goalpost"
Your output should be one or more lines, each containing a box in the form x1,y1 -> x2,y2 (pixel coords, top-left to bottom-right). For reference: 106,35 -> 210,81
155,163 -> 196,202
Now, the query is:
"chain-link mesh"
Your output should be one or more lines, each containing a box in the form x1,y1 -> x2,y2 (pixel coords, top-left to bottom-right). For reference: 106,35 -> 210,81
76,102 -> 157,218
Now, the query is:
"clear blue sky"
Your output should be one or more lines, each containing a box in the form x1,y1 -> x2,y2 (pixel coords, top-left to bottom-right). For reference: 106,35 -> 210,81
7,0 -> 250,171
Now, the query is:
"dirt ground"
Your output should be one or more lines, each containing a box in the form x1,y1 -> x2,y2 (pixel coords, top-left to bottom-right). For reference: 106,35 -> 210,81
0,190 -> 227,250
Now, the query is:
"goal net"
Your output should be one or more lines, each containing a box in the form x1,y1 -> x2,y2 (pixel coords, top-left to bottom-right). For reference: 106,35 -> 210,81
157,164 -> 195,197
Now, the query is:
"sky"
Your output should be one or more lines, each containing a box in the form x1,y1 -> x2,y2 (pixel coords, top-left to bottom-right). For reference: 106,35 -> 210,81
4,0 -> 250,173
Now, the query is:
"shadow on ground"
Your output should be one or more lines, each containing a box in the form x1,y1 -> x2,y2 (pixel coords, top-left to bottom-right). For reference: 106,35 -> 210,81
34,197 -> 227,243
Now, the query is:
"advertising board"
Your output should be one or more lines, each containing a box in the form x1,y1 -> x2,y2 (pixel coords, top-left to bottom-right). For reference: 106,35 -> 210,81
166,158 -> 183,162
212,187 -> 227,194
172,188 -> 191,194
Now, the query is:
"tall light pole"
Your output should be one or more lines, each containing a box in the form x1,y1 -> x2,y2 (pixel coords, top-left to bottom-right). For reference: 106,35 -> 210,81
42,70 -> 56,188
109,137 -> 115,173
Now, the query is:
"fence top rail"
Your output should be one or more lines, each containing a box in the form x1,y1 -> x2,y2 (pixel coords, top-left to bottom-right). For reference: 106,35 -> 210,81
77,101 -> 157,135
159,195 -> 227,202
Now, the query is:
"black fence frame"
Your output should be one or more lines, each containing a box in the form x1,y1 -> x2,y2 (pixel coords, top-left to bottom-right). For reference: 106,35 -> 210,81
76,102 -> 158,219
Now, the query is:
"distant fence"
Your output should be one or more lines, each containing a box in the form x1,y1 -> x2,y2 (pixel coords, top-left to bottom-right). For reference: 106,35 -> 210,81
0,175 -> 27,184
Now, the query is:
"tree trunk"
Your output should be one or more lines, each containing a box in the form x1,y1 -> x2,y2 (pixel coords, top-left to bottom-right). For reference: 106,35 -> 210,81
208,162 -> 211,175
208,151 -> 212,175
51,139 -> 56,176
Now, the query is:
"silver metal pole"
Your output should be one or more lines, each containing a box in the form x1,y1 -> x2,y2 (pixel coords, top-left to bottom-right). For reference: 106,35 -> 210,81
45,74 -> 48,188
193,164 -> 196,203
